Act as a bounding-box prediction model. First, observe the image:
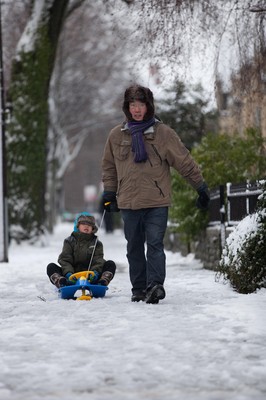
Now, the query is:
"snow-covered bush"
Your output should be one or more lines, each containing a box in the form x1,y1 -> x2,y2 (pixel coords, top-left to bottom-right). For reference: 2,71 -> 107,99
218,182 -> 266,294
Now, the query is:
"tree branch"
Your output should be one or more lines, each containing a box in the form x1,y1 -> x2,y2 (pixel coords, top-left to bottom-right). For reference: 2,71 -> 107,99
65,0 -> 86,17
249,5 -> 266,13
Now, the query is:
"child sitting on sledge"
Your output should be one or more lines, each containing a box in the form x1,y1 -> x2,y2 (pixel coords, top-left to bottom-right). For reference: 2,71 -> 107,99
47,212 -> 116,289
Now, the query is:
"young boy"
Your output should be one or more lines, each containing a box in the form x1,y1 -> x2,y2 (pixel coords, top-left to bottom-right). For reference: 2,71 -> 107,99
47,212 -> 116,288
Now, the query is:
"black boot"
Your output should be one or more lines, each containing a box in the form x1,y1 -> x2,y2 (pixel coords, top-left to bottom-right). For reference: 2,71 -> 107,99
131,290 -> 146,302
98,271 -> 113,286
145,284 -> 165,304
50,273 -> 67,288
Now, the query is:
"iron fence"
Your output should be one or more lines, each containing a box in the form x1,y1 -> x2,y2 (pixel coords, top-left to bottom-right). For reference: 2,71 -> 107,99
208,180 -> 264,248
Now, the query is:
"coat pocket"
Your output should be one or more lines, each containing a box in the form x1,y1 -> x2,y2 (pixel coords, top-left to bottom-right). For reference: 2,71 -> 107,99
114,142 -> 131,161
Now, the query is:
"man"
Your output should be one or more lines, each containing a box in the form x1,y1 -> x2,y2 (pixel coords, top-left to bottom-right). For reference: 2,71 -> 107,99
101,84 -> 209,304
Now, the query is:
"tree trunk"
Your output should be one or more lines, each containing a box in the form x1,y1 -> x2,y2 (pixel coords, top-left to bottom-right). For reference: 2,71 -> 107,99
7,0 -> 69,241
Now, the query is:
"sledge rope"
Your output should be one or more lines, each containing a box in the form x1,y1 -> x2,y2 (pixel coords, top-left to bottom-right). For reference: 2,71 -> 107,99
85,206 -> 108,281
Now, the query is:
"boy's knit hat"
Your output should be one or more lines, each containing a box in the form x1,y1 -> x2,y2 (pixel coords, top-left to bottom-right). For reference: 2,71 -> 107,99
77,215 -> 95,226
74,213 -> 98,233
122,84 -> 155,121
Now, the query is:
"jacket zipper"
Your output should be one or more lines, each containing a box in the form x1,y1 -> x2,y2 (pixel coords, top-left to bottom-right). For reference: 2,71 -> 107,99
117,179 -> 123,196
147,158 -> 152,166
151,144 -> 162,164
154,180 -> 165,197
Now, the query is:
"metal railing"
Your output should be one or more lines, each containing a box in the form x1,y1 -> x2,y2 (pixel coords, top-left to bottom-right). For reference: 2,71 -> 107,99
226,181 -> 263,225
208,180 -> 263,248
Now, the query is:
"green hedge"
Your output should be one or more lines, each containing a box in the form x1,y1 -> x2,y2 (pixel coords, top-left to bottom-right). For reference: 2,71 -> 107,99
170,129 -> 266,249
217,182 -> 266,293
7,25 -> 52,241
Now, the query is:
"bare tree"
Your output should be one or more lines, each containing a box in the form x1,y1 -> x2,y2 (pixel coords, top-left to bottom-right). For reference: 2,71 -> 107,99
111,0 -> 265,90
4,0 -> 133,240
6,0 -> 70,241
4,0 -> 264,240
46,1 -> 133,225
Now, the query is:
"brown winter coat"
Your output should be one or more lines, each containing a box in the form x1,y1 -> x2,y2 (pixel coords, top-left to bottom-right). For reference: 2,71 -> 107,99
102,121 -> 204,209
58,231 -> 105,276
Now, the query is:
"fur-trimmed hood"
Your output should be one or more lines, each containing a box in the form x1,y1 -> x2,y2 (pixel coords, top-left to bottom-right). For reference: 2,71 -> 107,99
122,84 -> 155,121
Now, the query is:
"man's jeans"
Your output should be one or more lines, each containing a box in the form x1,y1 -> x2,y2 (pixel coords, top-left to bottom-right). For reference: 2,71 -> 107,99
121,207 -> 168,293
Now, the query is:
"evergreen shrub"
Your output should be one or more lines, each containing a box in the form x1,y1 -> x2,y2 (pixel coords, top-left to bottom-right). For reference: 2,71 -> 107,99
217,182 -> 266,293
7,25 -> 52,241
170,129 -> 266,250
169,171 -> 209,252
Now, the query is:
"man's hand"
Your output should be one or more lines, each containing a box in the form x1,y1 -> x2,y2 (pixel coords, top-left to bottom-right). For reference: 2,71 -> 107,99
196,183 -> 210,210
102,191 -> 120,212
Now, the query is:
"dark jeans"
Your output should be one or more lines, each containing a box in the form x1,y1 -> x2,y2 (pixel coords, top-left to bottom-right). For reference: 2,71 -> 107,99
121,207 -> 168,293
47,260 -> 116,281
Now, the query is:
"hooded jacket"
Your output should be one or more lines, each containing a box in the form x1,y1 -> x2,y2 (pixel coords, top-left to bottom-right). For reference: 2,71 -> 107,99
58,212 -> 105,276
122,85 -> 154,121
102,120 -> 204,210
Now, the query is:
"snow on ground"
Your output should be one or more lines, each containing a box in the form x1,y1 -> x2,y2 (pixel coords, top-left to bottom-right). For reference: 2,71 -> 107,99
0,222 -> 265,400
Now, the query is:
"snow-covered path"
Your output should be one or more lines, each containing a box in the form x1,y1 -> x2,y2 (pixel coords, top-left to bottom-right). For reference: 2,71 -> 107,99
0,222 -> 265,400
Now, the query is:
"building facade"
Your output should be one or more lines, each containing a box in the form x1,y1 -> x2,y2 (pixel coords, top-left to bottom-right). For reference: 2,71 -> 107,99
216,51 -> 266,138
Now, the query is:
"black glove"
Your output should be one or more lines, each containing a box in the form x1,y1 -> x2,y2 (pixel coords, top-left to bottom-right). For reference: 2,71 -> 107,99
196,182 -> 210,210
102,191 -> 120,213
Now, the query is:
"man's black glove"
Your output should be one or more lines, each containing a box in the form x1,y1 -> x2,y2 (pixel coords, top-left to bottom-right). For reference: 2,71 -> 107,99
102,191 -> 120,212
196,182 -> 210,210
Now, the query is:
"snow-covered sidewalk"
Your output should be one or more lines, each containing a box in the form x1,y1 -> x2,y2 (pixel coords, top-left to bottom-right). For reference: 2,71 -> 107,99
0,222 -> 265,400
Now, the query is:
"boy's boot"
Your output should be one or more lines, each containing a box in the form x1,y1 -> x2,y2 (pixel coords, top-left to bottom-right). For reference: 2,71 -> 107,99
98,271 -> 113,286
50,273 -> 67,288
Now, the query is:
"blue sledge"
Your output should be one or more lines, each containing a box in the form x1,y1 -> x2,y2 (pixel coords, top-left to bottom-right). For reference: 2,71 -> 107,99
59,271 -> 108,300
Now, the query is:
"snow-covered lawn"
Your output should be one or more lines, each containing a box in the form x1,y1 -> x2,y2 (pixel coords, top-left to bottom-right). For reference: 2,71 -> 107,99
0,222 -> 265,400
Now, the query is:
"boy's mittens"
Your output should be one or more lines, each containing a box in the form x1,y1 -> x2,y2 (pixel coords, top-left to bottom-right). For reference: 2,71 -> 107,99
89,271 -> 99,283
65,272 -> 77,284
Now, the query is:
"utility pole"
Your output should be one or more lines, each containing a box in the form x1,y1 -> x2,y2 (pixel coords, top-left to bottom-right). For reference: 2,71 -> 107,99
0,0 -> 8,262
